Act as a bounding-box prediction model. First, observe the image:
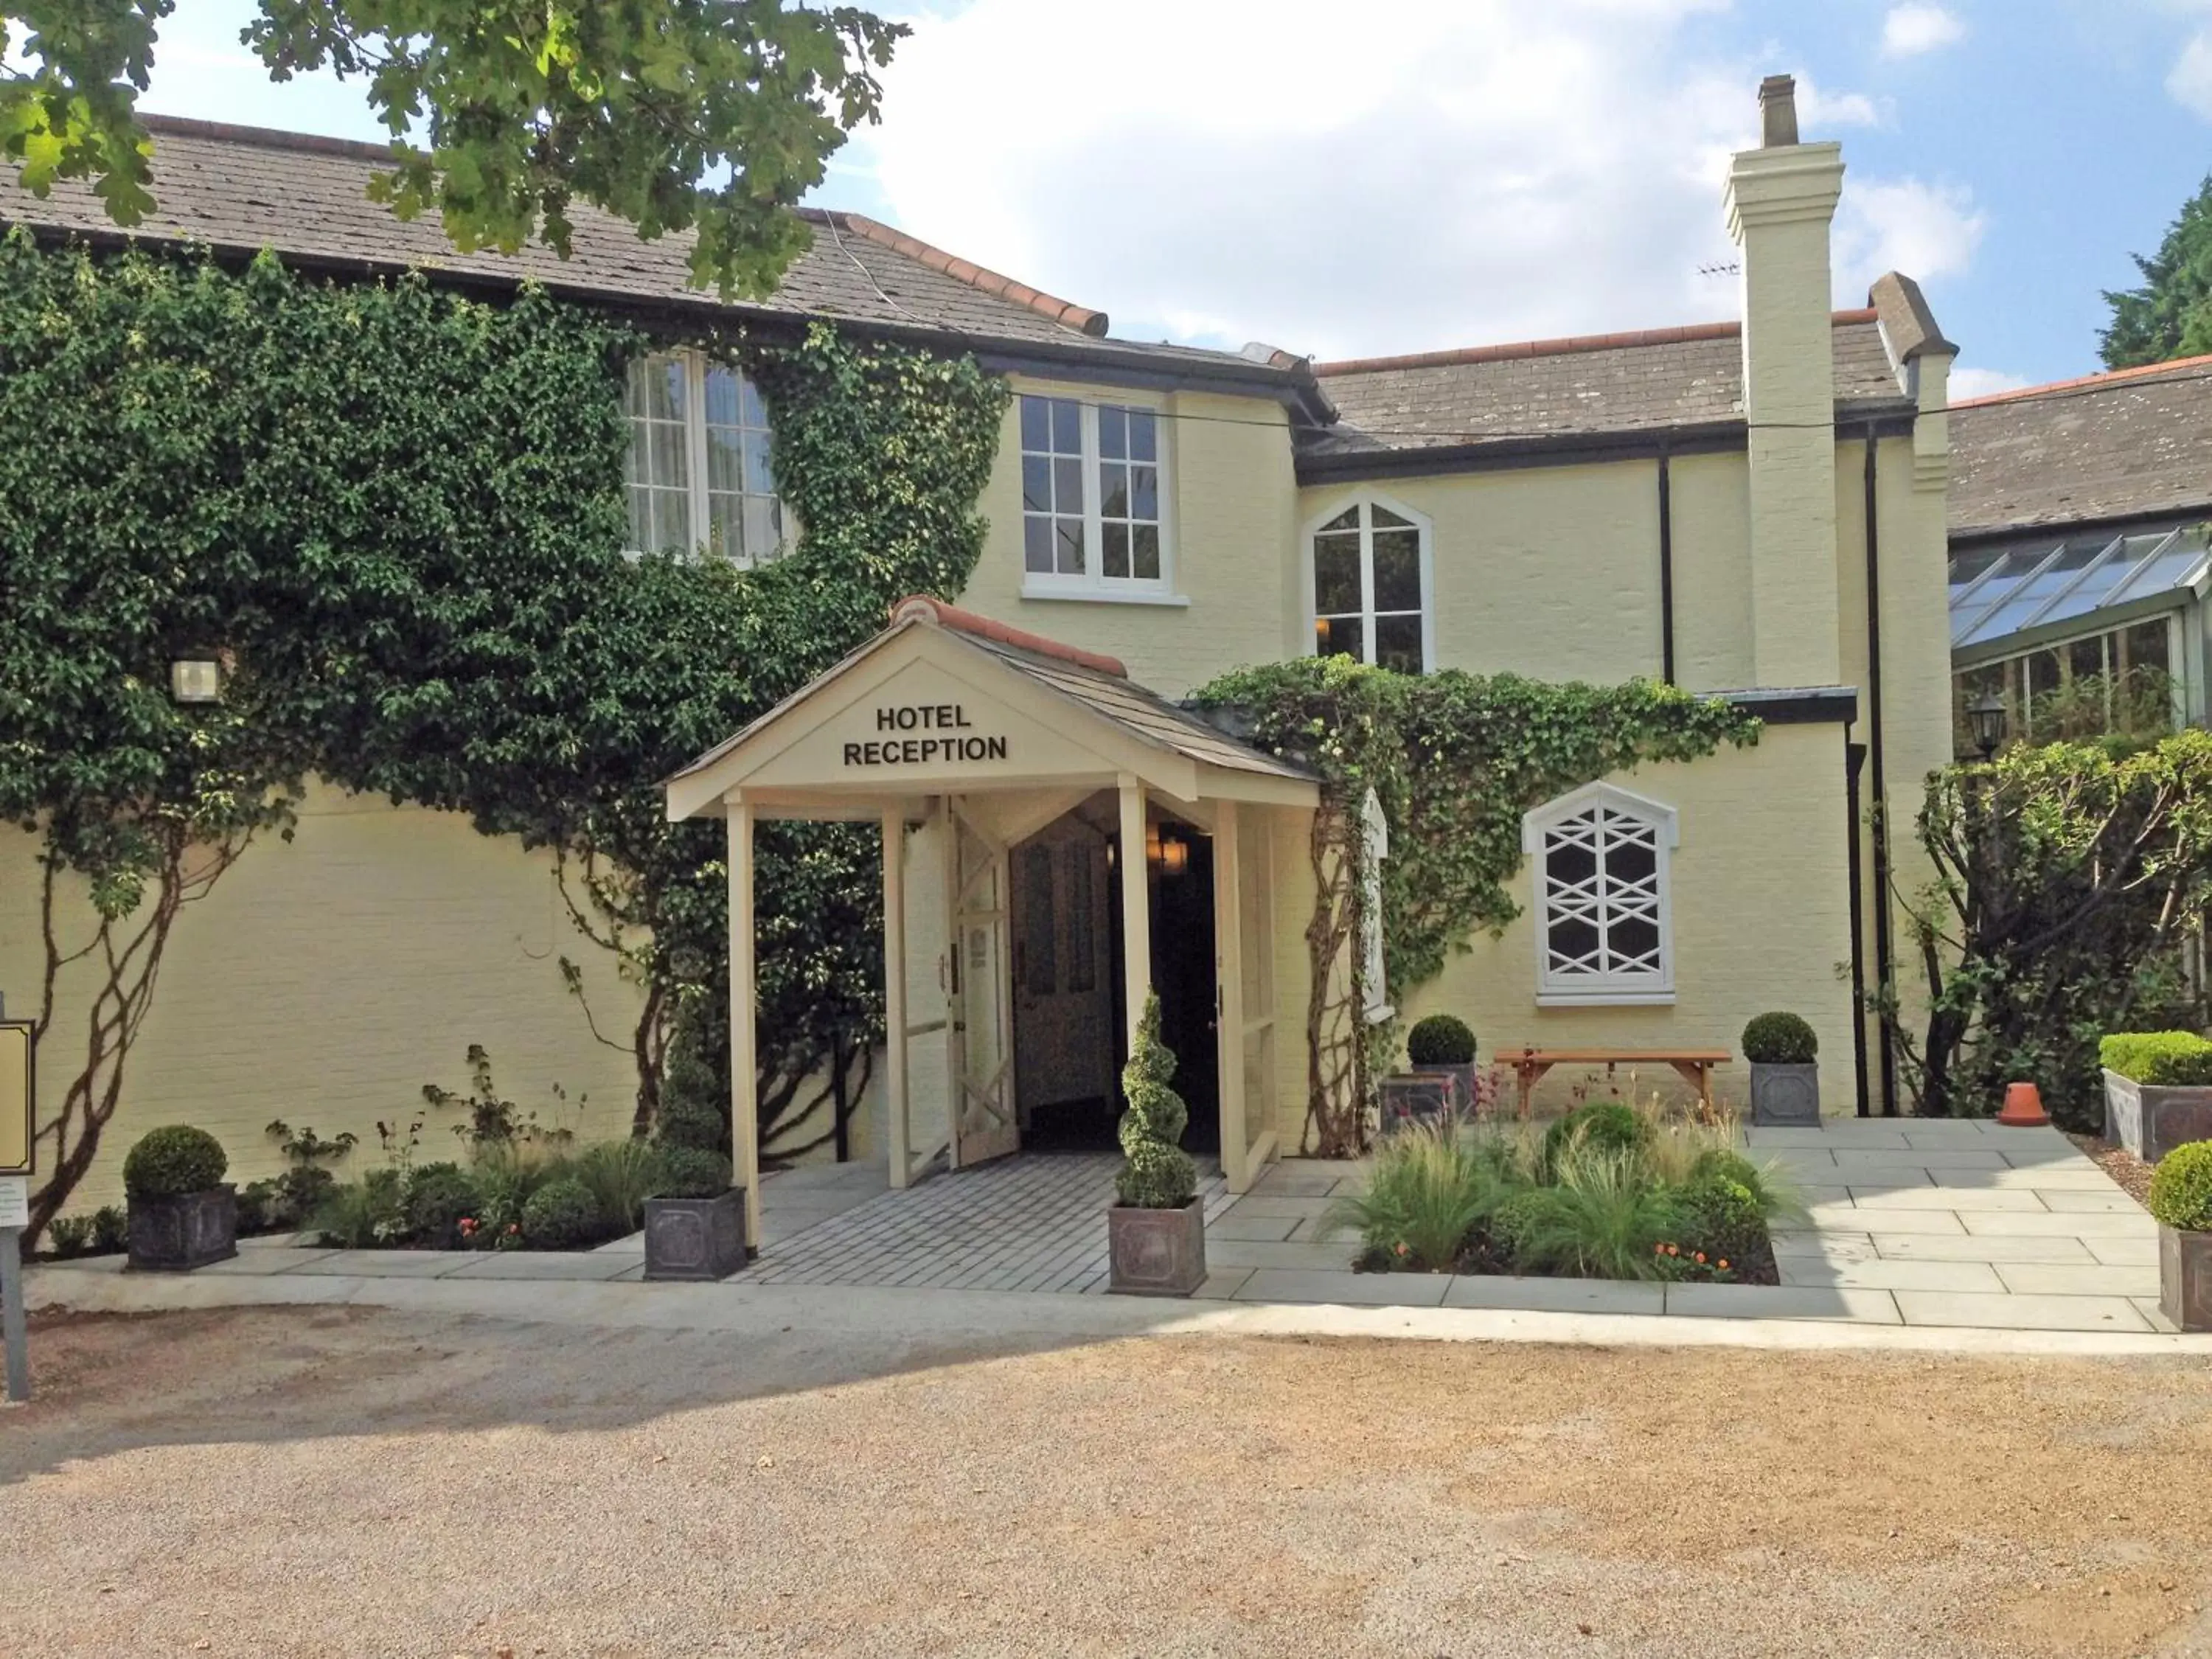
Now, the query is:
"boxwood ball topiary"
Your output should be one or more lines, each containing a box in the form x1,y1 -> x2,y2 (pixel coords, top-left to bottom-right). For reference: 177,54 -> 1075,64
2149,1141 -> 2212,1232
1406,1014 -> 1477,1068
520,1177 -> 603,1249
122,1125 -> 229,1201
1742,1011 -> 1818,1065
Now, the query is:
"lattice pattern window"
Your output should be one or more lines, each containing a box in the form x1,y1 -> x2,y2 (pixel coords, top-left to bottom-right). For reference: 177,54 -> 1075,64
624,351 -> 788,566
1521,784 -> 1677,1004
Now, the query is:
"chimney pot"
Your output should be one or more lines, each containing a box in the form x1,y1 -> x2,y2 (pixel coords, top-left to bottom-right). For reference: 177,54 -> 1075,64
1758,74 -> 1799,147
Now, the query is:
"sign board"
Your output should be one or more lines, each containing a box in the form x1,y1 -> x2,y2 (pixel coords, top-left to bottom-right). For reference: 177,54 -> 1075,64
0,1020 -> 29,1177
0,1175 -> 26,1230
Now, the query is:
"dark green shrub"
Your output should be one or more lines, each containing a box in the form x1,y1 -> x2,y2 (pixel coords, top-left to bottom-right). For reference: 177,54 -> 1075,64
1543,1102 -> 1649,1169
521,1177 -> 602,1249
89,1205 -> 127,1253
655,1029 -> 729,1155
1322,1121 -> 1500,1270
1406,1015 -> 1477,1068
1742,1012 -> 1818,1065
310,1168 -> 408,1248
2148,1141 -> 2212,1231
122,1126 -> 229,1200
1495,1148 -> 1683,1279
2099,1032 -> 2212,1086
406,1162 -> 483,1249
574,1138 -> 668,1231
44,1215 -> 95,1257
1116,992 -> 1197,1209
236,1179 -> 282,1234
653,1145 -> 733,1200
1677,1176 -> 1768,1269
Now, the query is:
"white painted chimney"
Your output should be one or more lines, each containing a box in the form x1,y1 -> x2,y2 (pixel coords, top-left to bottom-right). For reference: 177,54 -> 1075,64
1722,74 -> 1845,688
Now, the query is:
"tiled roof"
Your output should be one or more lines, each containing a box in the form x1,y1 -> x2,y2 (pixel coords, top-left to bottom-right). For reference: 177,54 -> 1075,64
0,116 -> 1280,382
1948,355 -> 2212,540
1305,310 -> 1909,455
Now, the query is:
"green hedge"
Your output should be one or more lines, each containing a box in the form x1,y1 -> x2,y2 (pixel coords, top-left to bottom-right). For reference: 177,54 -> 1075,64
122,1126 -> 229,1200
2098,1032 -> 2212,1086
2148,1141 -> 2212,1231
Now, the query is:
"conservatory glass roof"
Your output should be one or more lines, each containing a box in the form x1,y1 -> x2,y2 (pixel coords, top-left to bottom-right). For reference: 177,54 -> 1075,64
1949,526 -> 2211,651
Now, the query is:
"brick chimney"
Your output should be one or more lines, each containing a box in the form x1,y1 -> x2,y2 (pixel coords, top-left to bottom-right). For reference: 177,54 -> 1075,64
1722,74 -> 1845,689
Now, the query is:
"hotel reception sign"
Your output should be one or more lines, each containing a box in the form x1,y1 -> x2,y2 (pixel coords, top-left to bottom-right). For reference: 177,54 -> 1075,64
0,1020 -> 30,1178
843,703 -> 1009,769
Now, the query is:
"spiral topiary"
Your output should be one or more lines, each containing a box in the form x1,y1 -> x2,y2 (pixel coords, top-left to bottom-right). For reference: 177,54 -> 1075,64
122,1125 -> 229,1200
1116,991 -> 1197,1210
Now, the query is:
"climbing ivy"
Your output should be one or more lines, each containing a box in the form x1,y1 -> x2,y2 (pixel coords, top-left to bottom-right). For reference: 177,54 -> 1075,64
0,229 -> 1007,1233
1189,656 -> 1761,1155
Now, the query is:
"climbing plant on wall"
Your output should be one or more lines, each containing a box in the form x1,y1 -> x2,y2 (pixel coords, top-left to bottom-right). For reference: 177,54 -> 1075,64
1189,657 -> 1761,1157
0,229 -> 1007,1236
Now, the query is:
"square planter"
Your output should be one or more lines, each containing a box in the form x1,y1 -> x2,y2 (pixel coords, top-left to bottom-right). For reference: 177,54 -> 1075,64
1380,1070 -> 1462,1135
2160,1224 -> 2212,1332
2103,1069 -> 2212,1164
1108,1200 -> 1206,1296
127,1186 -> 237,1272
1749,1061 -> 1821,1127
643,1189 -> 748,1282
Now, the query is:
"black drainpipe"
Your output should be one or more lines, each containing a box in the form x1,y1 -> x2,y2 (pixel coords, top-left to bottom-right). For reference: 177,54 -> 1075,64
1863,425 -> 1898,1115
1845,738 -> 1872,1118
1657,448 -> 1677,683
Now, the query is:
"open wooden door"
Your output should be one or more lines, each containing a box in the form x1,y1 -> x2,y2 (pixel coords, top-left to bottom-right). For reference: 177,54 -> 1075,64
948,803 -> 1020,1167
1012,815 -> 1115,1121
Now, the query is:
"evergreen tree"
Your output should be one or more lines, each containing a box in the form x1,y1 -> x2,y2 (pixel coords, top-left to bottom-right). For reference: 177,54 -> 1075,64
1116,992 -> 1197,1210
2101,175 -> 2212,369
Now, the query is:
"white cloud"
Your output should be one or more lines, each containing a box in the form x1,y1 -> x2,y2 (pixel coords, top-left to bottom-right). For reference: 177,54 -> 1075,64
857,0 -> 1779,360
1880,5 -> 1966,59
2170,30 -> 2212,119
1797,79 -> 1882,129
1832,177 -> 1986,303
1949,366 -> 2032,401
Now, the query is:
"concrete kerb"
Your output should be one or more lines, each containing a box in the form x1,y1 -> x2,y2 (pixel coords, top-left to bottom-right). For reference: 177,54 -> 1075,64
25,1261 -> 2212,1362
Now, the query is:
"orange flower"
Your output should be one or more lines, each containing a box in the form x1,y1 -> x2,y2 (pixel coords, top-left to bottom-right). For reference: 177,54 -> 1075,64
1694,1252 -> 1706,1265
1717,1259 -> 1730,1270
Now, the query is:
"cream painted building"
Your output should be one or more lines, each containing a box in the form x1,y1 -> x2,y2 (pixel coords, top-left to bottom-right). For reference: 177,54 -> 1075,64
5,76 -> 1955,1212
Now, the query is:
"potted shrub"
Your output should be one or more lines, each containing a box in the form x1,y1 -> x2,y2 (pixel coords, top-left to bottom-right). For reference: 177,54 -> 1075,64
1108,991 -> 1206,1296
2147,1140 -> 2212,1332
123,1125 -> 237,1271
2099,1033 -> 2212,1163
643,1031 -> 746,1282
1742,1012 -> 1820,1127
1382,1014 -> 1477,1133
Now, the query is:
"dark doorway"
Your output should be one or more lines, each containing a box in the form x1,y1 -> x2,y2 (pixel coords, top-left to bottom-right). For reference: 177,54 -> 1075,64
1150,824 -> 1220,1155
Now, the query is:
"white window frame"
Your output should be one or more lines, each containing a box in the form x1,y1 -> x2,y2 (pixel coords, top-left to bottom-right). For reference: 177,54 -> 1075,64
1360,787 -> 1393,1023
624,347 -> 790,567
1301,491 -> 1436,672
1521,781 -> 1677,1006
1018,392 -> 1180,605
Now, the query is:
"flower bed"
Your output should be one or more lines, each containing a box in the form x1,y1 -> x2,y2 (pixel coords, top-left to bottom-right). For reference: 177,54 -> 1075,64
1325,1102 -> 1792,1286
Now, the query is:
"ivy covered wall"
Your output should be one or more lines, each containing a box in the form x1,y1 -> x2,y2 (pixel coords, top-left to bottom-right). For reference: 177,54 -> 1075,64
0,229 -> 1007,1230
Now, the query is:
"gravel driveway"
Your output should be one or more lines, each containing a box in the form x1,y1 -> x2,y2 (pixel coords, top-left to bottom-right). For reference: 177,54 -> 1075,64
5,1307 -> 2211,1658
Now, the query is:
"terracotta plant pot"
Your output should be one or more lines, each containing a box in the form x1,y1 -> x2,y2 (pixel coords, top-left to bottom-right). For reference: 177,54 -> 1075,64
126,1186 -> 238,1272
1108,1199 -> 1206,1296
642,1189 -> 748,1282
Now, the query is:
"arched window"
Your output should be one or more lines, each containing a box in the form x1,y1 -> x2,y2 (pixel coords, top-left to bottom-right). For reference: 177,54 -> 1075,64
1520,783 -> 1677,1005
1307,497 -> 1431,673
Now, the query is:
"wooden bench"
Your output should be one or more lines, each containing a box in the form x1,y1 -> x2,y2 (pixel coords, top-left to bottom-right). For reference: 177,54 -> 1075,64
1506,1047 -> 1732,1119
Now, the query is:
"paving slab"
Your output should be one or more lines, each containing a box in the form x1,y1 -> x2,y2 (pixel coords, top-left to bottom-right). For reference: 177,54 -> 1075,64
1771,1230 -> 1874,1260
1190,1267 -> 1256,1300
2133,1298 -> 2181,1333
1802,1203 -> 1966,1234
1206,1211 -> 1302,1242
1993,1262 -> 2163,1298
1933,1166 -> 2132,1192
1961,1210 -> 2160,1238
1233,1268 -> 1450,1307
1778,1256 -> 2006,1293
1204,1239 -> 1359,1272
192,1248 -> 341,1276
1217,1195 -> 1334,1219
1442,1276 -> 1665,1315
1775,1183 -> 1851,1210
1868,1233 -> 2097,1265
286,1250 -> 472,1279
1663,1282 -> 1902,1324
1846,1185 -> 2046,1211
1892,1290 -> 2153,1332
1829,1168 -> 1942,1193
1745,1126 -> 1908,1148
591,1231 -> 646,1255
2029,1189 -> 2147,1214
1833,1147 -> 2011,1171
1245,1170 -> 1344,1197
442,1253 -> 640,1282
1901,1126 -> 2005,1149
2087,1235 -> 2163,1266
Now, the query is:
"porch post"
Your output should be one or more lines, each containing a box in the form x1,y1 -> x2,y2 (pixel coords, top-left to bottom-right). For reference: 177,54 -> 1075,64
1213,800 -> 1250,1192
1116,773 -> 1152,1051
726,795 -> 762,1250
882,807 -> 910,1190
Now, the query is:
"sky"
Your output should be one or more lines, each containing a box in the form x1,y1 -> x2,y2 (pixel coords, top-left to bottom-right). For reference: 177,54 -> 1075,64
110,0 -> 2212,395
